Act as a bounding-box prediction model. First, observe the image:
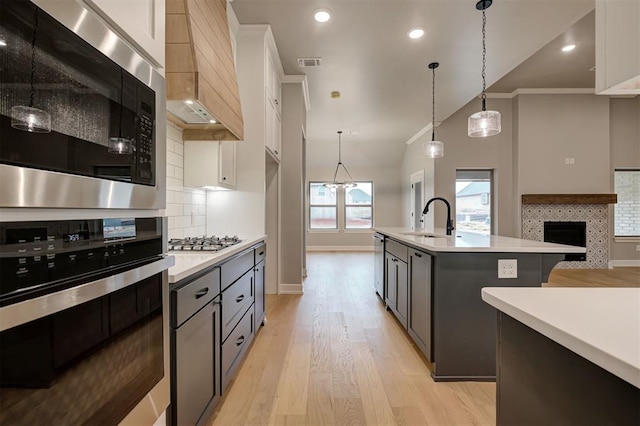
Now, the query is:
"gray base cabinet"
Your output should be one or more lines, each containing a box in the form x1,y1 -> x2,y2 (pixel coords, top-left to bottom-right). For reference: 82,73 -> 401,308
170,241 -> 266,425
408,249 -> 432,362
385,240 -> 408,328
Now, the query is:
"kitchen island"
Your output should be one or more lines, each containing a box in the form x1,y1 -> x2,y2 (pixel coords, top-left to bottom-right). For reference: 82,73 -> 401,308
482,287 -> 640,425
374,227 -> 585,381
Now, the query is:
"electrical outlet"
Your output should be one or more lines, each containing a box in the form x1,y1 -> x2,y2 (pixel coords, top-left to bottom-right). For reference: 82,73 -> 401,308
498,259 -> 518,279
636,245 -> 640,252
565,157 -> 575,165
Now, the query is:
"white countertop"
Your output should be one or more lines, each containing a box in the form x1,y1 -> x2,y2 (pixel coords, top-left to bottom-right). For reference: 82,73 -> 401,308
168,235 -> 266,283
482,287 -> 640,388
374,227 -> 586,253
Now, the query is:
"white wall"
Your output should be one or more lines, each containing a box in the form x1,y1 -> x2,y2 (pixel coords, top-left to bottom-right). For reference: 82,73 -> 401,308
306,166 -> 403,248
609,97 -> 640,264
516,94 -> 611,194
206,27 -> 267,237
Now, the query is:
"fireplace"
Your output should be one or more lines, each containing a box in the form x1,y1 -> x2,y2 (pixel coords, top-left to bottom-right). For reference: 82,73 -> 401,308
544,221 -> 586,261
521,194 -> 617,269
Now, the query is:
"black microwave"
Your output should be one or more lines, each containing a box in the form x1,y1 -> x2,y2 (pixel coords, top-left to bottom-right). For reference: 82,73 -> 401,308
0,0 -> 157,187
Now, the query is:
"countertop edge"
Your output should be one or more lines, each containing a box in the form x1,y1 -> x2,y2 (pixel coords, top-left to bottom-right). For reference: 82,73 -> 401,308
375,227 -> 587,253
481,288 -> 640,388
168,236 -> 266,283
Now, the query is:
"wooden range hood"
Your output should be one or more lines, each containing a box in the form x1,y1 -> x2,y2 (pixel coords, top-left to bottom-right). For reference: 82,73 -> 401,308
166,0 -> 244,141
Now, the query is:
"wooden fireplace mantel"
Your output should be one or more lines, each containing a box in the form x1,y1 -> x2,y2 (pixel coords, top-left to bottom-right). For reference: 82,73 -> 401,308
521,194 -> 617,205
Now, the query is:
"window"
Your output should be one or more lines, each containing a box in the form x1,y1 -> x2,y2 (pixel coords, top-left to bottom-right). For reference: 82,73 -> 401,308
455,170 -> 493,235
345,182 -> 373,229
309,182 -> 337,229
614,169 -> 640,237
308,181 -> 373,230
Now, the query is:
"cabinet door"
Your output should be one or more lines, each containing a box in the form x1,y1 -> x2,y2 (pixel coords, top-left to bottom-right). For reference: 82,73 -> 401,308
385,253 -> 397,309
174,301 -> 219,426
409,250 -> 432,361
219,141 -> 236,188
396,259 -> 408,328
254,260 -> 266,329
83,0 -> 165,67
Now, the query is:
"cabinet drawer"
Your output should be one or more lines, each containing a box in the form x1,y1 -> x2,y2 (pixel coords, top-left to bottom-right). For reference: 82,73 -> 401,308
254,243 -> 266,265
221,270 -> 254,340
172,267 -> 221,328
386,239 -> 408,263
221,305 -> 254,393
221,250 -> 254,291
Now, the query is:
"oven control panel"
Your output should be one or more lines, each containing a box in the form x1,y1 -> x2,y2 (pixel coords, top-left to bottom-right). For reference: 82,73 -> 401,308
0,217 -> 164,306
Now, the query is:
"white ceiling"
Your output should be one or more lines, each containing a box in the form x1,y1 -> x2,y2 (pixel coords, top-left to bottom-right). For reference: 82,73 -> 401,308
231,0 -> 595,168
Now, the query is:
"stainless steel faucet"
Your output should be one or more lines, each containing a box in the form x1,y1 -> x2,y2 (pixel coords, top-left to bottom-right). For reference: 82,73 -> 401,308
423,197 -> 455,235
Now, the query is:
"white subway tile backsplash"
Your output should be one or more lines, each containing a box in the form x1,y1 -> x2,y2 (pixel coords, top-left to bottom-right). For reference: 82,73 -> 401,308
165,125 -> 209,240
167,151 -> 182,167
174,140 -> 184,156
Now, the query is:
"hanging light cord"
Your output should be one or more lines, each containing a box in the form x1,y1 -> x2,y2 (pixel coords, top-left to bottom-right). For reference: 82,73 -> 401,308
481,6 -> 487,111
29,8 -> 39,108
432,65 -> 436,141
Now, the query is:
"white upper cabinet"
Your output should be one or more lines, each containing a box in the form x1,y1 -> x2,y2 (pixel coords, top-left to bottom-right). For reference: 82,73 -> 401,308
183,140 -> 236,190
82,0 -> 166,69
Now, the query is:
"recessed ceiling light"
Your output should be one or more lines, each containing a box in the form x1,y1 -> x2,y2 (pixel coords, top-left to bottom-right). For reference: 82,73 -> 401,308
0,40 -> 6,47
184,100 -> 194,105
314,9 -> 331,23
209,119 -> 217,124
408,28 -> 425,39
562,44 -> 576,52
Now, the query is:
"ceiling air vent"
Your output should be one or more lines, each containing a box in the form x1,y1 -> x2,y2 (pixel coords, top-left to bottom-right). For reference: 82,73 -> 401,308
297,57 -> 322,67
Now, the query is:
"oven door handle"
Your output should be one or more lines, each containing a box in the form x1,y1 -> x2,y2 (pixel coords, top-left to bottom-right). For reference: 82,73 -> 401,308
0,256 -> 175,332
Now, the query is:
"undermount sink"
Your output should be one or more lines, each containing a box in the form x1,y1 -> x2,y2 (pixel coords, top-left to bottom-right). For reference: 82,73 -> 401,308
400,232 -> 448,238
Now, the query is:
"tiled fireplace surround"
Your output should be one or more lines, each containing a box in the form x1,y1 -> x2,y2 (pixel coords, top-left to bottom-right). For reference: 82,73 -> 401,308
521,195 -> 617,269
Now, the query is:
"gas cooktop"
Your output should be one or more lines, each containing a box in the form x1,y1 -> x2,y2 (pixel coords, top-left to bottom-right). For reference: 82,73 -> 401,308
168,235 -> 242,252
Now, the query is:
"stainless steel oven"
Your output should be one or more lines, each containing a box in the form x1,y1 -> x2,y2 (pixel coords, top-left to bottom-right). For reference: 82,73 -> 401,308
0,0 -> 166,210
0,217 -> 174,425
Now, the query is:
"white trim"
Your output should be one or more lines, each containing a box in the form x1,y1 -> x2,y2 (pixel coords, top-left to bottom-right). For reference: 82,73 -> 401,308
405,123 -> 433,145
279,283 -> 303,294
614,237 -> 640,243
485,88 -> 595,99
282,75 -> 311,112
306,245 -> 374,252
609,260 -> 640,268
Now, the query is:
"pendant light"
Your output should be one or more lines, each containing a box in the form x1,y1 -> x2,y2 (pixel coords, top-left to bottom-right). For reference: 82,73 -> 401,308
468,0 -> 501,138
108,70 -> 133,154
424,62 -> 444,158
11,7 -> 51,133
324,131 -> 357,189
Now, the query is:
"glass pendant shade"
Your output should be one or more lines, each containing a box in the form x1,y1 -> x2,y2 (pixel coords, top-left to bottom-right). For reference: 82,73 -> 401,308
11,106 -> 51,133
468,110 -> 501,137
424,140 -> 444,158
108,137 -> 133,154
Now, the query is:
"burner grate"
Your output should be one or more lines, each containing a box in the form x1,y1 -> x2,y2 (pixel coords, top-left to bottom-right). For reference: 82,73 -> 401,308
168,235 -> 241,252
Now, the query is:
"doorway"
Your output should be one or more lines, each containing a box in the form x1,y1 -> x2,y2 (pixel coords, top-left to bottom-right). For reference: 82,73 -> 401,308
410,170 -> 425,231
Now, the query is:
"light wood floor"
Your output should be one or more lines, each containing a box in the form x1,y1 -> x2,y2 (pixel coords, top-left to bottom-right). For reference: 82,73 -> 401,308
209,253 -> 638,426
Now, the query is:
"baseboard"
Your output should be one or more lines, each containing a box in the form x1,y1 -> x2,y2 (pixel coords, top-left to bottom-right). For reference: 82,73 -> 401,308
306,245 -> 374,252
279,283 -> 303,294
608,260 -> 640,268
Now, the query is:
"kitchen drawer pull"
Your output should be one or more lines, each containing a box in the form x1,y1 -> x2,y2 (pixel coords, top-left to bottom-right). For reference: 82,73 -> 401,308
236,294 -> 245,303
235,335 -> 245,346
258,251 -> 265,256
195,287 -> 209,299
414,252 -> 422,258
